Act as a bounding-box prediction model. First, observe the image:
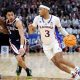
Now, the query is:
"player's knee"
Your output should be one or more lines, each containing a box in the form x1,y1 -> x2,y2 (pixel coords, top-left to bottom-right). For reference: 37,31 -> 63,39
55,57 -> 60,63
54,54 -> 61,63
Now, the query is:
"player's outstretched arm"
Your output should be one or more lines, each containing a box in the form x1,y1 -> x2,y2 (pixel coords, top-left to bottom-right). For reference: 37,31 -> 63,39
58,26 -> 69,36
28,16 -> 38,34
56,17 -> 69,36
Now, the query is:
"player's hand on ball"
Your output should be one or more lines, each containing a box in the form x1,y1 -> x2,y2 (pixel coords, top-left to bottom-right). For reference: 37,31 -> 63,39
19,48 -> 25,56
63,34 -> 77,47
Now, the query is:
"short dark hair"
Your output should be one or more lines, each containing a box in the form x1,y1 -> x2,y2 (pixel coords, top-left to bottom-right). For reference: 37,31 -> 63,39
3,7 -> 16,16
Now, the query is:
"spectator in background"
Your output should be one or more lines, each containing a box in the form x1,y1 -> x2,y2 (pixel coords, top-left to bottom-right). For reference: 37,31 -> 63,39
72,26 -> 78,36
65,0 -> 72,14
72,15 -> 79,27
61,16 -> 69,28
66,26 -> 73,34
77,26 -> 80,44
66,15 -> 72,27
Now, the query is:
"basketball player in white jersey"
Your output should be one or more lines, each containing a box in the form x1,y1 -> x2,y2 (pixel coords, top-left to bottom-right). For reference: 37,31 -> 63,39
28,2 -> 80,79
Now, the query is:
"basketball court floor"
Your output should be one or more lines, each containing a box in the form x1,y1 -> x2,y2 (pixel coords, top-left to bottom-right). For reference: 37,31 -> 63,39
0,52 -> 80,80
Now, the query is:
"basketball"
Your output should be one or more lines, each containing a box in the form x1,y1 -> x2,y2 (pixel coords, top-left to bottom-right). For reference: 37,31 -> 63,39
63,35 -> 77,47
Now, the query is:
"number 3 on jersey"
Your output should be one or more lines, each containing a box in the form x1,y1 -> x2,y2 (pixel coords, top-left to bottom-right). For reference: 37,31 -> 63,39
45,30 -> 50,37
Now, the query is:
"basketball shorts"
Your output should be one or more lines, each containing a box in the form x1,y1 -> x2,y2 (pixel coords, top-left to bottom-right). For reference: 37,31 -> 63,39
10,40 -> 26,56
43,41 -> 62,60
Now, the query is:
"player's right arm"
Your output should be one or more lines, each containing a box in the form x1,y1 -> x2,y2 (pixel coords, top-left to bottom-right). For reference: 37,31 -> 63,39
28,16 -> 38,34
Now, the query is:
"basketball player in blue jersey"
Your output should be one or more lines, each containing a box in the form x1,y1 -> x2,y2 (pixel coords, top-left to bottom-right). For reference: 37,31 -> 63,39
28,2 -> 80,79
3,8 -> 32,77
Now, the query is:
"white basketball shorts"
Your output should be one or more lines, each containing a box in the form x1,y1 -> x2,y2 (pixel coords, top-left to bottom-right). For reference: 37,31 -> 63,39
43,41 -> 62,60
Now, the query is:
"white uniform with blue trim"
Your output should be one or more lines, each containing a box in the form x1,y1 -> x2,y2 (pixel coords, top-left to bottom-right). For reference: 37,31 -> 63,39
32,15 -> 67,59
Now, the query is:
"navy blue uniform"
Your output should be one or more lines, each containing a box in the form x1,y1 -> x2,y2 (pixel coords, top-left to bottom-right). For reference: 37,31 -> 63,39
6,18 -> 26,55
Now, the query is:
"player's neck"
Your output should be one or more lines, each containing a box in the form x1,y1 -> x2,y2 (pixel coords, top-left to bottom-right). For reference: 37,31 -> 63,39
43,13 -> 50,20
8,18 -> 15,24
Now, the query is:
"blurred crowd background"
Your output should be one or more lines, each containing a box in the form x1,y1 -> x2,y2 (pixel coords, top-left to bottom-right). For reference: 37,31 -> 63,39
0,0 -> 80,53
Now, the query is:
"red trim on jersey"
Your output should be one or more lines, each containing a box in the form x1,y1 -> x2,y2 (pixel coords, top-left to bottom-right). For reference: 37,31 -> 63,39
10,43 -> 18,53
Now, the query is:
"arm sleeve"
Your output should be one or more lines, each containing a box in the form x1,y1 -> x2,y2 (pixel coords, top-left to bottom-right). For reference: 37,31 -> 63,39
32,16 -> 38,28
56,17 -> 69,36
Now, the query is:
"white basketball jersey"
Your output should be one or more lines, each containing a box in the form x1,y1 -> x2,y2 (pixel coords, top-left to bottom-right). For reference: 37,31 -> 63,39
32,15 -> 61,45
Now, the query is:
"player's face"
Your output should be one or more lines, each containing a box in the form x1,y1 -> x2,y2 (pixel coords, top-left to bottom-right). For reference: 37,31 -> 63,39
39,7 -> 46,17
6,12 -> 15,22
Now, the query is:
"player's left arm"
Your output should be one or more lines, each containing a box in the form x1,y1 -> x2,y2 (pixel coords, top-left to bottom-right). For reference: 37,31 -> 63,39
16,20 -> 25,54
56,17 -> 69,36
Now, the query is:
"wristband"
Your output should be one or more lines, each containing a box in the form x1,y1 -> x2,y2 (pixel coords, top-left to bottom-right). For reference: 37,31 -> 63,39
20,45 -> 23,48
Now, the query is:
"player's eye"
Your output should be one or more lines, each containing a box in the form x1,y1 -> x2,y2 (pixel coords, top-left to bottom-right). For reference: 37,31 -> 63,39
7,14 -> 10,17
11,14 -> 13,16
